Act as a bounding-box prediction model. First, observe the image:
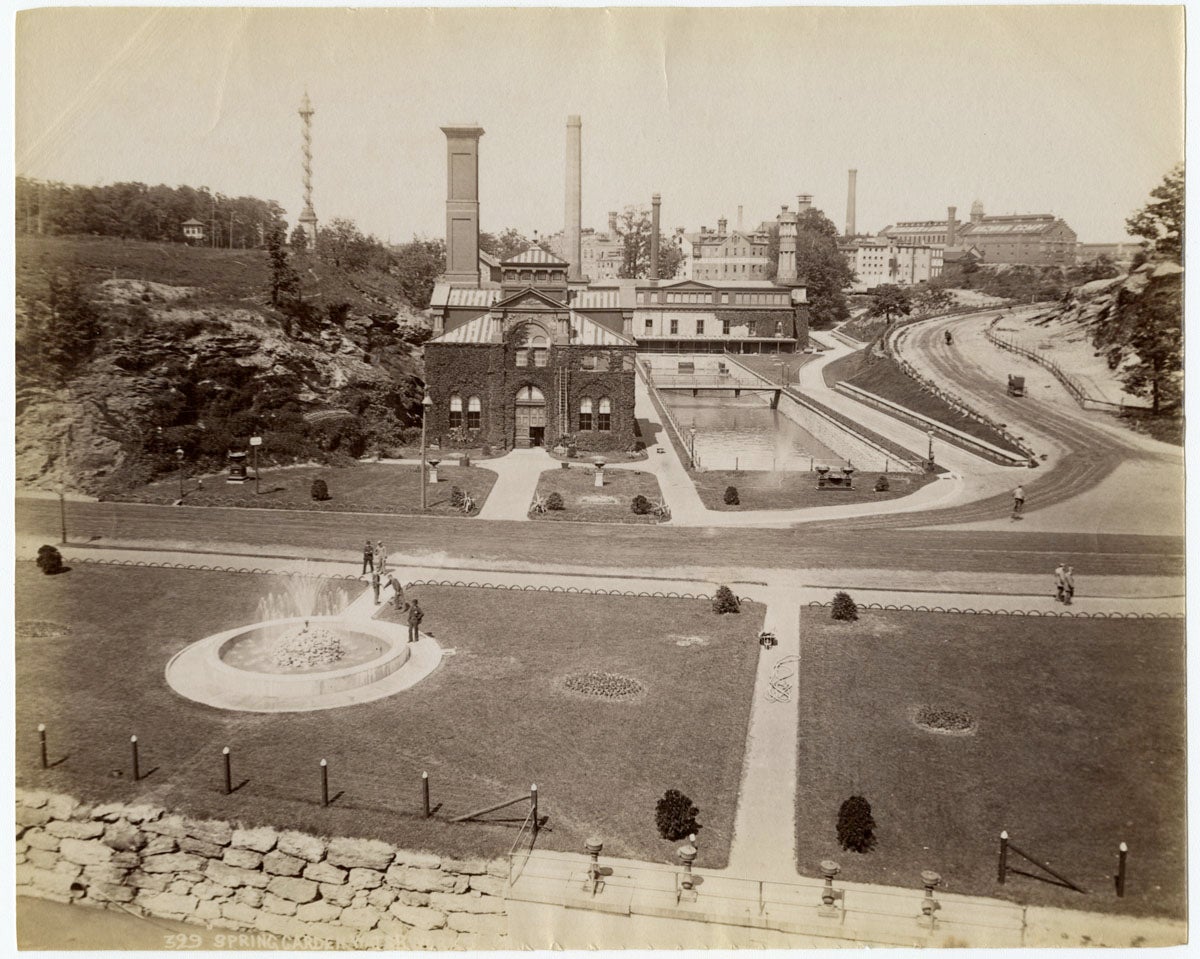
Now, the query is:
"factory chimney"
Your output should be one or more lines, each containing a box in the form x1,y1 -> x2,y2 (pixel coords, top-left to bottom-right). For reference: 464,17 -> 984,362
737,205 -> 744,232
946,206 -> 957,247
846,169 -> 858,237
608,210 -> 618,236
565,116 -> 583,282
650,193 -> 661,279
441,125 -> 485,286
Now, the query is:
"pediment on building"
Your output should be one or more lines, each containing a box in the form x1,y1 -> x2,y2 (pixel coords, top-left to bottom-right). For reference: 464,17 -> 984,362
494,287 -> 568,312
658,279 -> 719,292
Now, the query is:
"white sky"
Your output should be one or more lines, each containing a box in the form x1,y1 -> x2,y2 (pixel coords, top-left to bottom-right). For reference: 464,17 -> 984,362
14,5 -> 1185,245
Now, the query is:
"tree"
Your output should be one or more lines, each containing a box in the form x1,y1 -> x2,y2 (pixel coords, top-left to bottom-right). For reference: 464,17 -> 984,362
866,284 -> 912,325
479,228 -> 531,262
764,208 -> 854,328
317,217 -> 385,272
913,286 -> 955,316
290,224 -> 309,253
391,237 -> 446,309
266,226 -> 298,307
1103,269 -> 1183,413
1126,163 -> 1183,263
17,271 -> 104,386
615,206 -> 682,279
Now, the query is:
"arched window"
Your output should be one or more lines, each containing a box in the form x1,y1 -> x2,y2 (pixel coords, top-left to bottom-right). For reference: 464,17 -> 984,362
531,334 -> 549,368
517,386 -> 545,403
467,395 -> 481,429
598,397 -> 611,431
579,397 -> 593,431
449,393 -> 463,429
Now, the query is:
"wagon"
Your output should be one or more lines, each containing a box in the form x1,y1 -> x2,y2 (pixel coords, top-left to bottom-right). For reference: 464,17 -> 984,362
1007,374 -> 1026,397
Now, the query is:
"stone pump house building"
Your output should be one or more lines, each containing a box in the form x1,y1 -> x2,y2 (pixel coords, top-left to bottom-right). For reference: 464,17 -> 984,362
425,249 -> 637,452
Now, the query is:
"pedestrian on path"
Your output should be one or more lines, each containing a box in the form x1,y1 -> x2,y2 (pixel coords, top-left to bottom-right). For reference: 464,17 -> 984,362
361,539 -> 374,575
1053,562 -> 1066,602
375,541 -> 387,575
371,568 -> 381,605
1063,566 -> 1076,605
388,575 -> 406,611
407,599 -> 424,643
1012,484 -> 1026,519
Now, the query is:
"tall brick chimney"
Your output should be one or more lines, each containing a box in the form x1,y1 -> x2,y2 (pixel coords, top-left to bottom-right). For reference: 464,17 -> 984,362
737,205 -> 744,232
565,116 -> 583,282
441,125 -> 484,286
846,169 -> 858,237
650,193 -> 661,278
608,210 -> 618,236
947,206 -> 957,247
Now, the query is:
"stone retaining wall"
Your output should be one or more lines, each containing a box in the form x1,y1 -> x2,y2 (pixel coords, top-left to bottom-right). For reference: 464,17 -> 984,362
15,789 -> 508,950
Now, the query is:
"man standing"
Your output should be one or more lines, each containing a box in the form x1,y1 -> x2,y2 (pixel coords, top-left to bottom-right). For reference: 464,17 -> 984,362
375,541 -> 387,575
362,539 -> 374,576
388,575 -> 405,611
371,568 -> 381,605
407,599 -> 424,643
1012,484 -> 1026,519
1053,562 -> 1066,602
1063,566 -> 1076,605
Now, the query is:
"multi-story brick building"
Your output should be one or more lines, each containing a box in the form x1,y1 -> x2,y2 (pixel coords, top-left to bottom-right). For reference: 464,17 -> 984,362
878,201 -> 1077,267
839,238 -> 943,291
676,216 -> 772,281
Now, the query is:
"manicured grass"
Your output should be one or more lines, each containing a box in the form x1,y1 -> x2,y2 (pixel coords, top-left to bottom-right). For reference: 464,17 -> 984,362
796,608 -> 1185,918
17,564 -> 763,866
823,349 -> 1025,454
722,353 -> 821,385
693,469 -> 935,510
531,466 -> 666,524
107,462 -> 498,515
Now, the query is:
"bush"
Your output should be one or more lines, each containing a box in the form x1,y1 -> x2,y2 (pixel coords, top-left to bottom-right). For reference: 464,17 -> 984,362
836,795 -> 877,853
831,591 -> 858,621
631,494 -> 651,515
655,789 -> 700,841
874,475 -> 890,492
310,479 -> 330,501
723,485 -> 740,505
449,485 -> 465,509
481,443 -> 493,457
546,491 -> 565,511
712,584 -> 740,614
36,545 -> 64,575
567,444 -> 578,459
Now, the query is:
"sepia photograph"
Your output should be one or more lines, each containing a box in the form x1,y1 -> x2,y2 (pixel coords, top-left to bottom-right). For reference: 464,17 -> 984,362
9,3 -> 1187,951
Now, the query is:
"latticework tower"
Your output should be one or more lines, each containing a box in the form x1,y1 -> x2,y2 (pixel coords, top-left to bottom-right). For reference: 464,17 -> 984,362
298,91 -> 318,247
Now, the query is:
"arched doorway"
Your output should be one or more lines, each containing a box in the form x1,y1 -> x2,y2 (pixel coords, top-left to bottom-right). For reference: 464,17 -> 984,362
515,385 -> 547,447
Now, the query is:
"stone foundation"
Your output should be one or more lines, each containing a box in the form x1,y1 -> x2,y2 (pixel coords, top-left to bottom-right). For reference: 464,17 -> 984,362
15,789 -> 508,950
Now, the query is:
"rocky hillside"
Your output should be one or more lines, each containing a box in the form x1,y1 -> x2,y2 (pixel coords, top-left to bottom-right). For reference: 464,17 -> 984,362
16,236 -> 429,494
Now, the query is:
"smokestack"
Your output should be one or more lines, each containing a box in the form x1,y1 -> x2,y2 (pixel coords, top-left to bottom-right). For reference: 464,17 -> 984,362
608,210 -> 618,235
650,193 -> 661,278
947,206 -> 957,247
737,205 -> 744,232
565,116 -> 583,282
441,125 -> 485,285
846,169 -> 858,237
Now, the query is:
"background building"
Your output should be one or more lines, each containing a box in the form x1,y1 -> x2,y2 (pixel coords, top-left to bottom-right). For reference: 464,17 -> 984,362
676,216 -> 772,281
878,201 -> 1077,267
840,238 -> 943,291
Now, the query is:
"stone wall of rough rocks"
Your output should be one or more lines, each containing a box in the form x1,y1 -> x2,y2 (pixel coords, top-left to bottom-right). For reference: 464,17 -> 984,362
15,789 -> 508,950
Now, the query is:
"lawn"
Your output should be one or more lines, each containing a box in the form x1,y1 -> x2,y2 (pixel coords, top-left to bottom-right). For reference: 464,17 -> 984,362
531,466 -> 666,523
796,608 -> 1185,918
693,469 -> 935,510
106,462 -> 498,515
823,349 -> 1025,455
17,564 -> 764,867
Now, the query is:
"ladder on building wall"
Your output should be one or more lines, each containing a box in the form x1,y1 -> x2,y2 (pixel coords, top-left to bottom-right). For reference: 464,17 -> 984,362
555,365 -> 569,441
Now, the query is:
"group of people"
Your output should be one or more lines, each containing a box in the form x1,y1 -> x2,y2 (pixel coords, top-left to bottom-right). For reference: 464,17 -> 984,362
1054,562 -> 1076,605
362,539 -> 424,642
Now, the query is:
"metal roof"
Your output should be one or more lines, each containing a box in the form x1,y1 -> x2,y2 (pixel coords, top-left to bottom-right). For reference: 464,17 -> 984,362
567,312 -> 635,345
445,288 -> 502,307
503,247 -> 568,266
430,315 -> 504,344
572,289 -> 621,309
430,309 -> 633,346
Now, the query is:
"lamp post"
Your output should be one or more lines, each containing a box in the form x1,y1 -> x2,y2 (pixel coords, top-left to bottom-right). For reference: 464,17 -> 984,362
420,392 -> 433,510
688,427 -> 697,468
926,429 -> 935,470
175,447 -> 185,501
250,435 -> 262,495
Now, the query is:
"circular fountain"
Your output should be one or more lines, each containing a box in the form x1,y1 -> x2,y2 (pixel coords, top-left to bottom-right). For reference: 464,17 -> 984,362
165,566 -> 440,712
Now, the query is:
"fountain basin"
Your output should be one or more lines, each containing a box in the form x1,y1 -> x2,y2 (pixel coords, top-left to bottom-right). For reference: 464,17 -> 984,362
166,616 -> 439,712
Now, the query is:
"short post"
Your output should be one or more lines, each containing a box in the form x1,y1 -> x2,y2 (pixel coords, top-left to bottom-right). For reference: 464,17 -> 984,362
998,830 -> 1009,883
38,723 -> 47,769
222,747 -> 232,795
1116,842 -> 1128,898
530,784 -> 538,840
130,735 -> 140,782
919,870 -> 942,927
422,771 -> 431,818
677,834 -> 698,901
584,836 -> 604,894
818,860 -> 842,916
320,759 -> 329,807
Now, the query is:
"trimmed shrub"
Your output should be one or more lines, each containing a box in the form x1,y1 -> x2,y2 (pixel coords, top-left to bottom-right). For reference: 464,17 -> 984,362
836,795 -> 877,853
481,443 -> 493,457
310,479 -> 330,501
631,494 -> 651,515
36,545 -> 64,576
546,491 -> 565,511
712,585 -> 740,614
831,591 -> 858,621
723,485 -> 740,505
567,444 -> 578,459
655,789 -> 700,841
449,485 -> 465,509
874,475 -> 890,492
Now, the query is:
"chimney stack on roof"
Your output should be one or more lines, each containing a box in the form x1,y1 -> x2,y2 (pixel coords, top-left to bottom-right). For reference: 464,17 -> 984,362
608,210 -> 618,235
650,193 -> 662,278
947,206 -> 957,247
565,116 -> 583,281
737,205 -> 744,232
846,170 -> 858,237
718,216 -> 728,235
